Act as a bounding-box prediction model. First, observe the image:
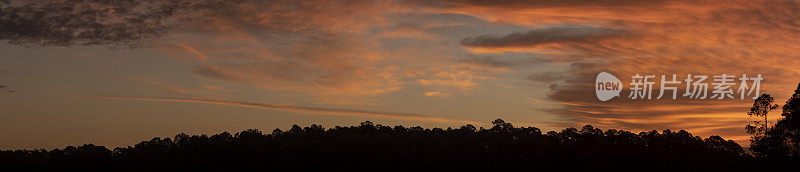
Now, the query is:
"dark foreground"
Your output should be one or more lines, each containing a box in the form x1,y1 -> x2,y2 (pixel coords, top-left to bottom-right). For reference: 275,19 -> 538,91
0,120 -> 795,171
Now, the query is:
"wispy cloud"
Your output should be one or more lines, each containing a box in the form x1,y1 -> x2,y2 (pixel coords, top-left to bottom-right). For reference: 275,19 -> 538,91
94,96 -> 478,124
0,0 -> 516,103
132,76 -> 200,96
461,25 -> 629,53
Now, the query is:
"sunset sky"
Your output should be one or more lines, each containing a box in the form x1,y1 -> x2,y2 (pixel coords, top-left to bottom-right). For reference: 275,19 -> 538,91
2,0 -> 800,149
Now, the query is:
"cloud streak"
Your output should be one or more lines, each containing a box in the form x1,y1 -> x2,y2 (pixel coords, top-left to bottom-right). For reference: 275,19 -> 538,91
94,96 -> 478,124
461,25 -> 628,53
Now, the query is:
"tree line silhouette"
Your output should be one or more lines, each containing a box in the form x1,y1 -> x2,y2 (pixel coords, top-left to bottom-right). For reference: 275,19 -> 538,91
7,84 -> 800,170
0,119 -> 761,171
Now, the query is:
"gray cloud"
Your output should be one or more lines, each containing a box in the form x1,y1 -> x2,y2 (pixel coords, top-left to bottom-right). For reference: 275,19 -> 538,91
460,25 -> 628,48
0,0 -> 177,47
527,72 -> 566,82
0,82 -> 14,92
0,0 -> 385,47
460,56 -> 513,68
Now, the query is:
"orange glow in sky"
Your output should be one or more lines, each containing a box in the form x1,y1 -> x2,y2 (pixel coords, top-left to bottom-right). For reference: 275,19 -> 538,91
2,0 -> 799,149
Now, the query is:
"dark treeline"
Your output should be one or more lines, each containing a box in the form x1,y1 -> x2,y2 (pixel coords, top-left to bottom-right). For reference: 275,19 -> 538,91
1,119 -> 785,171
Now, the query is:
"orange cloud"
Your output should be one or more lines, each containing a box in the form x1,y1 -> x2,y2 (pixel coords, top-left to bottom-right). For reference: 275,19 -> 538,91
424,91 -> 447,98
445,0 -> 800,144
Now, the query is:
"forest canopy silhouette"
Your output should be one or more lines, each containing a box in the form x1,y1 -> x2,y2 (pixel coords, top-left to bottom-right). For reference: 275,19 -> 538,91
0,120 -> 751,170
6,84 -> 800,170
0,118 -> 790,170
